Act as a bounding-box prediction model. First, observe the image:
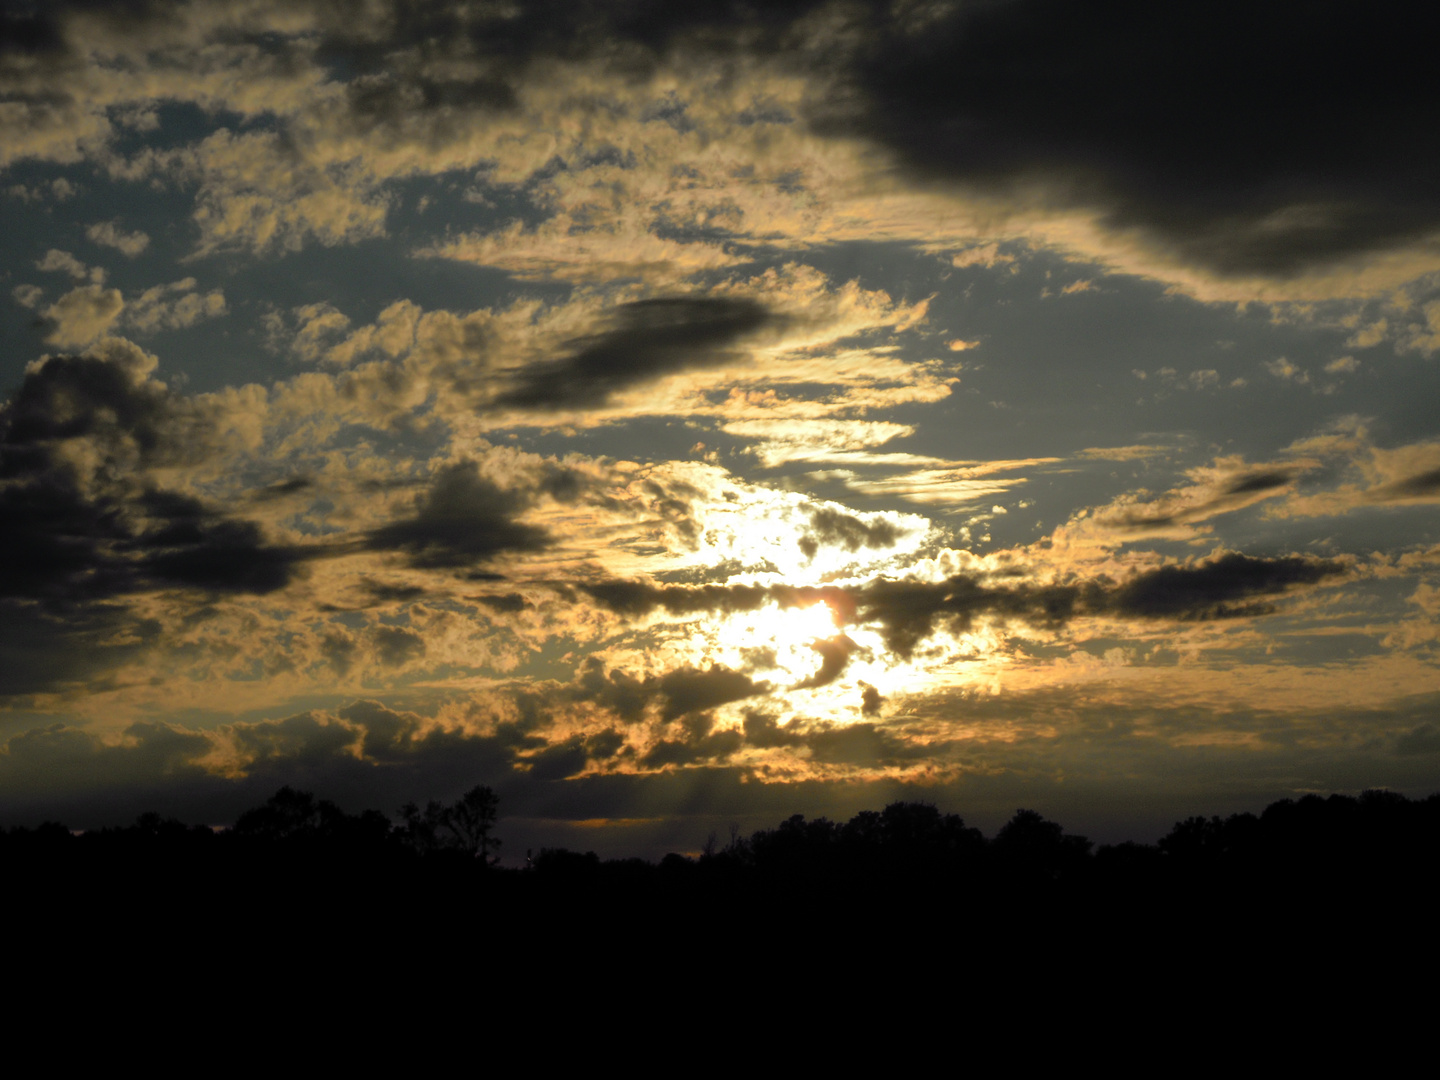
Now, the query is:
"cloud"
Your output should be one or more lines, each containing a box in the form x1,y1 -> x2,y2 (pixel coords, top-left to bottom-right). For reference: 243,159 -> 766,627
1100,553 -> 1349,621
36,249 -> 93,280
125,279 -> 227,334
799,507 -> 906,560
179,129 -> 392,256
0,345 -> 310,694
1275,434 -> 1440,516
1080,459 -> 1306,541
836,0 -> 1440,280
579,550 -> 1349,660
656,665 -> 770,722
371,625 -> 425,668
793,634 -> 859,690
86,220 -> 150,256
5,0 -> 1435,308
0,598 -> 159,697
722,419 -> 917,468
834,458 -> 1057,506
40,284 -> 124,347
494,297 -> 782,412
365,460 -> 551,568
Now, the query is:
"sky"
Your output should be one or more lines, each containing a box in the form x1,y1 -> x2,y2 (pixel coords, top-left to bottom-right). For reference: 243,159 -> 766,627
3,0 -> 1439,856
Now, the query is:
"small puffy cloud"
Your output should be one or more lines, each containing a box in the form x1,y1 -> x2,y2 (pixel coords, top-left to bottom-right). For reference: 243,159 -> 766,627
951,243 -> 1014,269
36,249 -> 95,281
180,129 -> 391,256
1347,319 -> 1389,349
42,284 -> 125,347
1265,357 -> 1309,384
1076,445 -> 1169,461
7,179 -> 78,204
12,284 -> 44,309
126,279 -> 227,334
286,302 -> 354,363
1396,300 -> 1440,357
86,220 -> 150,256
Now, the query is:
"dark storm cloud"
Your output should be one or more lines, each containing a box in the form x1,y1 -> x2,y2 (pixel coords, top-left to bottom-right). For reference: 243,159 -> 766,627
858,682 -> 883,717
0,469 -> 305,601
838,0 -> 1440,276
317,0 -> 831,113
364,460 -> 550,568
312,0 -> 1440,279
17,2 -> 1421,281
741,711 -> 914,765
794,634 -> 858,690
494,297 -> 779,411
743,710 -> 805,749
0,8 -> 64,56
471,592 -> 529,614
1112,467 -> 1299,532
573,657 -> 770,724
1366,467 -> 1440,504
134,489 -> 303,594
641,710 -> 743,767
1101,552 -> 1348,620
802,721 -> 915,767
853,575 -> 1081,658
1222,472 -> 1294,497
578,579 -> 771,619
370,625 -> 425,667
0,701 -> 530,827
0,349 -> 310,694
580,551 -> 1348,659
362,580 -> 427,603
657,664 -> 768,721
0,353 -> 306,605
2,352 -> 175,463
798,507 -> 905,560
0,598 -> 159,696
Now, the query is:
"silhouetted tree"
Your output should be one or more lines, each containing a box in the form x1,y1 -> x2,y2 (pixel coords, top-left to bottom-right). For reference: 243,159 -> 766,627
992,808 -> 1092,882
399,799 -> 448,854
400,785 -> 501,862
233,786 -> 331,841
448,784 -> 502,863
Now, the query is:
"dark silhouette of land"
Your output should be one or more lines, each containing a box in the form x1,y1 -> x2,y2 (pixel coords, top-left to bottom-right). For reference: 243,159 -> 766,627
9,784 -> 1438,1002
9,785 -> 1438,925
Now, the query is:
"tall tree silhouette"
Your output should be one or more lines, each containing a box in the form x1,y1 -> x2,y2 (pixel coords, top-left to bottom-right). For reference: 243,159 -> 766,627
401,785 -> 501,863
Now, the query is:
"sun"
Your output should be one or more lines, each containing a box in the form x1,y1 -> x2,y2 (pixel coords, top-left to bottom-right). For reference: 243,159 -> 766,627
703,600 -> 836,683
702,599 -> 923,719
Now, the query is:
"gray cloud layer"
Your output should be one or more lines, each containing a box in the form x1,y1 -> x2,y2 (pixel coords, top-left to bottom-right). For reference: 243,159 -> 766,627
495,297 -> 779,411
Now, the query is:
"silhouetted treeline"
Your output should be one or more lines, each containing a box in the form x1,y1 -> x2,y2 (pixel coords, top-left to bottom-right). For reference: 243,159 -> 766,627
9,786 -> 1439,898
11,786 -> 1440,983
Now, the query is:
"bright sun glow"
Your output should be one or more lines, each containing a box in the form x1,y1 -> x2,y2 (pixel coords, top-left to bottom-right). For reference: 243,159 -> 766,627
715,600 -> 843,683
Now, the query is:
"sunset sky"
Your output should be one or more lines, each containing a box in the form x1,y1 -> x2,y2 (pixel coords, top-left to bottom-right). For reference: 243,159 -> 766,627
3,0 -> 1439,855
